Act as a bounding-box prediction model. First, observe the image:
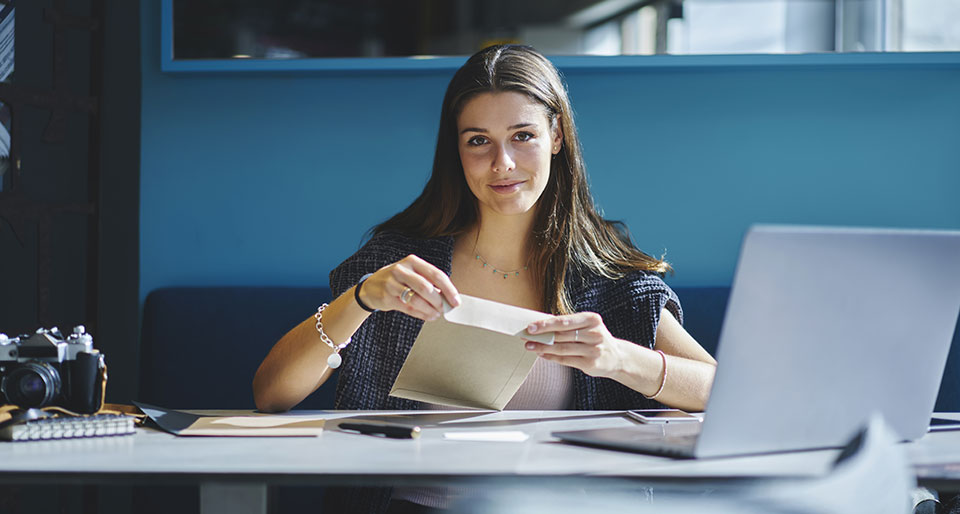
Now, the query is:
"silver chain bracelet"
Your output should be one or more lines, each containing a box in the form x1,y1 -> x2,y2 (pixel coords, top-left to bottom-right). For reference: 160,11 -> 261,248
315,303 -> 351,369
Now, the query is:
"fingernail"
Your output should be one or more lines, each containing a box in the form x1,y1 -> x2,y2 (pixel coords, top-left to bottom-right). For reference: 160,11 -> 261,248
527,324 -> 537,333
525,342 -> 535,350
454,294 -> 461,306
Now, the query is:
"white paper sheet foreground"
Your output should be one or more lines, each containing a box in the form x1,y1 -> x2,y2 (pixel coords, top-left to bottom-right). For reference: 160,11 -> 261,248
389,294 -> 554,410
742,413 -> 914,514
443,431 -> 530,442
451,414 -> 912,514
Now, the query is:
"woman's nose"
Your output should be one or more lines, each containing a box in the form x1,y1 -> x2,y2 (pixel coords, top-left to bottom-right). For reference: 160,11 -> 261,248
491,144 -> 515,173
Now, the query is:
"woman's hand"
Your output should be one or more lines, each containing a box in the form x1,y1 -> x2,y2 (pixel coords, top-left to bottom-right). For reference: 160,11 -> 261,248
357,254 -> 461,321
524,312 -> 627,378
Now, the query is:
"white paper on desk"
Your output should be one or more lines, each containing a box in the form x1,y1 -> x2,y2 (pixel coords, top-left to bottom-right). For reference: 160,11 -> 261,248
443,431 -> 530,442
389,294 -> 553,411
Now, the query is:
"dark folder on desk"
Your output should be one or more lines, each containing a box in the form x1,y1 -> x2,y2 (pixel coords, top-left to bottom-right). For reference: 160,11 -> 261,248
554,225 -> 960,459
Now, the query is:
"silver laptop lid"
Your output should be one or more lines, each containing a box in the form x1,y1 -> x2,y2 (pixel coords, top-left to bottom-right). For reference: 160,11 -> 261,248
695,225 -> 960,458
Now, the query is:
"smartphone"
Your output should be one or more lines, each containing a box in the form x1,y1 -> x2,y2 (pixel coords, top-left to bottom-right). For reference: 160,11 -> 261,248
626,409 -> 701,424
929,417 -> 960,432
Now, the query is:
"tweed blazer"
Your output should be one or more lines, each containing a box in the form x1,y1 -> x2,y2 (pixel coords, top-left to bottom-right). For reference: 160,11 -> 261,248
324,230 -> 683,512
329,230 -> 682,411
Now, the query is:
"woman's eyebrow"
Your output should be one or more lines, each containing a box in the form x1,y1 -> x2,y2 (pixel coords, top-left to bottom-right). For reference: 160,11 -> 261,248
459,122 -> 535,135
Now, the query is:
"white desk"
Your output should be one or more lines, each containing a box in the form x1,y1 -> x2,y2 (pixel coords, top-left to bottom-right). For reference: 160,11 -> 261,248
1,410 -> 958,514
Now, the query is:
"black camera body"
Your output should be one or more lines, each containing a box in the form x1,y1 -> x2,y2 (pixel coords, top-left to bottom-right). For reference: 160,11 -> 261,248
0,326 -> 105,414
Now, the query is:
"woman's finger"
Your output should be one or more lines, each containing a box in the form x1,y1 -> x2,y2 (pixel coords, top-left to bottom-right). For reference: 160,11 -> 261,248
400,289 -> 443,321
400,302 -> 440,321
388,282 -> 439,320
390,264 -> 441,310
527,312 -> 603,337
406,255 -> 461,308
530,341 -> 599,358
538,353 -> 590,369
358,265 -> 435,316
382,280 -> 435,318
539,327 -> 589,344
394,255 -> 461,311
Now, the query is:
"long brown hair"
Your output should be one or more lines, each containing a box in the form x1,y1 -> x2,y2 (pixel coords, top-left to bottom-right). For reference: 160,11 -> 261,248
376,44 -> 670,314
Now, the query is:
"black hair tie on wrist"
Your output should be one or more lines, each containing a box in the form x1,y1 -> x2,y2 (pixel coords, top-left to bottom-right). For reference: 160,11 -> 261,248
354,273 -> 379,313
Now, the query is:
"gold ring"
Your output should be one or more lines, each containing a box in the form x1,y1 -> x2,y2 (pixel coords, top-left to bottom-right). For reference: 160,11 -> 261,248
400,287 -> 415,305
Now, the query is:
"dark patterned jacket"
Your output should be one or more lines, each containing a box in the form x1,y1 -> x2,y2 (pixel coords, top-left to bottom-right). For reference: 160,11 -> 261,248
323,231 -> 682,513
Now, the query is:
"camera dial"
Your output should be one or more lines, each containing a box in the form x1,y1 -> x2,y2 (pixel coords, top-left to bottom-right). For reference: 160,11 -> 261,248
0,334 -> 16,360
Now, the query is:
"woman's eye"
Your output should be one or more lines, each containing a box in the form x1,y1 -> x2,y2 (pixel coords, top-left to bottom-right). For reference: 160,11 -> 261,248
467,136 -> 487,146
514,132 -> 534,142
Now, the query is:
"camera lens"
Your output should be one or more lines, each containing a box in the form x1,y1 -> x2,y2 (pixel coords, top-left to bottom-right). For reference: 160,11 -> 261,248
1,362 -> 62,408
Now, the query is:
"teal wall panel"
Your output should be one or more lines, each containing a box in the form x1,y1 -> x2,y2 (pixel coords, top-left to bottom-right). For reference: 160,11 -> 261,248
141,0 -> 960,301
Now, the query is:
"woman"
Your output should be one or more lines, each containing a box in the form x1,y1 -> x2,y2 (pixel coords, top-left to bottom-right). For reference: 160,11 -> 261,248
253,44 -> 716,512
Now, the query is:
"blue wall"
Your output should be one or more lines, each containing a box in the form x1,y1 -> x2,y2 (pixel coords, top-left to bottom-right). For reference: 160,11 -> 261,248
140,0 -> 960,302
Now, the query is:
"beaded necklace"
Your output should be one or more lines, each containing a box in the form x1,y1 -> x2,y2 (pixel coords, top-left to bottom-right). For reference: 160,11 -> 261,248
472,237 -> 528,279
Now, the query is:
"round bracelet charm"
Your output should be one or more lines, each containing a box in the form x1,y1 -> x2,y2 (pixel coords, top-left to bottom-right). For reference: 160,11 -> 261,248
327,352 -> 342,369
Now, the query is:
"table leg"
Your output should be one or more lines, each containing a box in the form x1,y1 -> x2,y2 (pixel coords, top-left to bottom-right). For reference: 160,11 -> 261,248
200,482 -> 268,514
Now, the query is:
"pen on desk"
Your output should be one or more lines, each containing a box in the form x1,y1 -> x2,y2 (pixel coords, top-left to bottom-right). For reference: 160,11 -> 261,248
339,422 -> 421,439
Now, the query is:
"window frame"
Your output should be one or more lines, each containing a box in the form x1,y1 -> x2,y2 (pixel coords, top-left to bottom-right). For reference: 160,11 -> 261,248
160,0 -> 960,74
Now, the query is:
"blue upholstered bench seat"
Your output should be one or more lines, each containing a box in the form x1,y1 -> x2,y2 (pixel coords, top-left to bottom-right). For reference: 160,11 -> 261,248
139,286 -> 335,410
139,286 -> 960,412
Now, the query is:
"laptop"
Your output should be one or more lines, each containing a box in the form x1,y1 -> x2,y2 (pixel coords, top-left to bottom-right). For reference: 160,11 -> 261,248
553,225 -> 960,459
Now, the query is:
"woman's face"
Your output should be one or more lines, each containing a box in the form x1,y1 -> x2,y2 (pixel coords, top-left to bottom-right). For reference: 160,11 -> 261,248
457,91 -> 562,220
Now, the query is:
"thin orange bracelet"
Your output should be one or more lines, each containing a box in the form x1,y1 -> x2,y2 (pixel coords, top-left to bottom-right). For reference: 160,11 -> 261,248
643,349 -> 667,400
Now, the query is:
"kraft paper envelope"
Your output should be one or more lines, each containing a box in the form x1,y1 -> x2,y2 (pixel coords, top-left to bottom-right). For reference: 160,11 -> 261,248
135,402 -> 326,437
389,294 -> 554,410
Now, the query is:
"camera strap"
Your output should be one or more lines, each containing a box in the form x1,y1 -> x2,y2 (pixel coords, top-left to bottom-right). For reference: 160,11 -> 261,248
0,404 -> 19,425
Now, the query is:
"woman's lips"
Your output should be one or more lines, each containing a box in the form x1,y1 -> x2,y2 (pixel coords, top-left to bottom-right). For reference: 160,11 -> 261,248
489,180 -> 525,194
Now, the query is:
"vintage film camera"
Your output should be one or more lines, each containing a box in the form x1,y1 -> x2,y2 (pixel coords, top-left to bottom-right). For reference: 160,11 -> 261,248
0,326 -> 106,414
